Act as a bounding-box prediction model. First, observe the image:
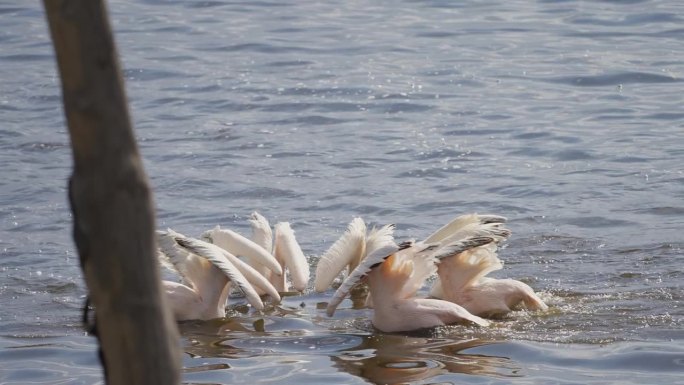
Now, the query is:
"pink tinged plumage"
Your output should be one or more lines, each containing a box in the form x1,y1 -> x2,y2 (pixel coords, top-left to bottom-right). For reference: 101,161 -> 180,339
313,217 -> 396,295
366,249 -> 489,332
431,233 -> 548,317
434,244 -> 503,295
273,222 -> 310,292
326,240 -> 488,332
448,277 -> 548,317
325,241 -> 400,317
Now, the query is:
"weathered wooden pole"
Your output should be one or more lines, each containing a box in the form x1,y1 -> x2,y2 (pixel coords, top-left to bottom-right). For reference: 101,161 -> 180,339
43,1 -> 181,384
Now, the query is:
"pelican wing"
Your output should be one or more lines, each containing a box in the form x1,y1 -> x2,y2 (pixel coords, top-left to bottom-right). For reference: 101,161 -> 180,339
364,223 -> 396,267
398,252 -> 437,300
157,229 -> 204,285
326,241 -> 399,317
424,213 -> 509,244
436,244 -> 503,296
157,229 -> 188,271
423,214 -> 483,244
479,215 -> 508,224
429,278 -> 444,298
249,211 -> 273,254
157,250 -> 176,272
375,240 -> 441,300
174,236 -> 265,310
438,222 -> 511,247
430,236 -> 495,261
203,226 -> 283,276
314,217 -> 367,292
274,222 -> 310,292
157,230 -> 185,272
215,248 -> 281,303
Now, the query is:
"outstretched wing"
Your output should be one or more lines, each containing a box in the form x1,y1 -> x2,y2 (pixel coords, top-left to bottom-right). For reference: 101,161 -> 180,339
173,235 -> 265,310
364,223 -> 396,269
314,217 -> 367,292
430,236 -> 495,261
325,241 -> 399,317
157,229 -> 205,286
274,222 -> 310,292
436,242 -> 503,296
398,251 -> 437,300
424,213 -> 509,244
213,248 -> 281,303
424,214 -> 483,244
202,225 -> 283,276
249,211 -> 273,254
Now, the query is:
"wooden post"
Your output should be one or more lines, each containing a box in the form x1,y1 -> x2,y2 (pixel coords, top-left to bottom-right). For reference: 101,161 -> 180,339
42,1 -> 181,384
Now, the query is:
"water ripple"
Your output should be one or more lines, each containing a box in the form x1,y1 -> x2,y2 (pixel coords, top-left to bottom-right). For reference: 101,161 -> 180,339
541,72 -> 680,87
3,0 -> 684,384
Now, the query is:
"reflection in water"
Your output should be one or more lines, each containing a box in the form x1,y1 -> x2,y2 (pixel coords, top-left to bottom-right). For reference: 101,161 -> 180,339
179,312 -> 354,359
330,335 -> 521,384
177,315 -> 522,384
3,0 -> 684,383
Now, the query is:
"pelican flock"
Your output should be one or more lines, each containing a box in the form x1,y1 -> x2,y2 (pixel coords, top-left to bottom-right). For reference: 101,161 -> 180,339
157,212 -> 548,332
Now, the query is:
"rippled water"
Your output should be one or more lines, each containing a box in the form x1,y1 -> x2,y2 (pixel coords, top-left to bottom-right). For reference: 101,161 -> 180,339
1,0 -> 683,383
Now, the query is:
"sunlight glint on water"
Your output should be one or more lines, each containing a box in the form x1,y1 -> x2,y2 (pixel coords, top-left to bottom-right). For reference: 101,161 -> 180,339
0,0 -> 682,384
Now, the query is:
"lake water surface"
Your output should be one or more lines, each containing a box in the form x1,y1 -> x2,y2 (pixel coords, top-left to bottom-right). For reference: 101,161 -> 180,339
1,0 -> 682,384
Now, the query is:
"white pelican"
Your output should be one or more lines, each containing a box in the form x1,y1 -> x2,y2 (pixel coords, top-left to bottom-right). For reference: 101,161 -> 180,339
326,237 -> 491,333
425,214 -> 548,317
313,217 -> 395,293
273,222 -> 310,292
248,212 -> 274,262
431,243 -> 548,317
157,229 -> 280,321
201,225 -> 283,277
423,213 -> 510,244
227,212 -> 311,293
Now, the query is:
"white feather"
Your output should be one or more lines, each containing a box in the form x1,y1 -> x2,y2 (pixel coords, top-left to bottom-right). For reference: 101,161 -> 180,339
173,235 -> 266,310
364,248 -> 490,332
157,229 -> 205,286
325,241 -> 399,317
249,211 -> 273,254
314,217 -> 367,292
215,248 -> 281,303
364,224 -> 396,268
273,222 -> 310,292
424,213 -> 509,244
435,245 -> 503,294
203,225 -> 283,276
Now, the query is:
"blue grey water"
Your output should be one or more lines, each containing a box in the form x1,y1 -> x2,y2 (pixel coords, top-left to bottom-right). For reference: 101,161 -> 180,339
1,0 -> 682,383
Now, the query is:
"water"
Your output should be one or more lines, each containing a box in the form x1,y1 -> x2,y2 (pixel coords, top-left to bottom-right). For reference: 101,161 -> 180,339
1,0 -> 683,383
